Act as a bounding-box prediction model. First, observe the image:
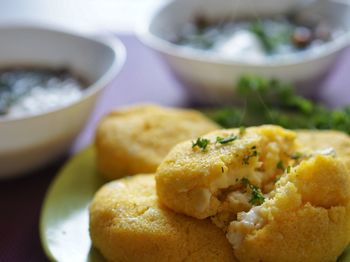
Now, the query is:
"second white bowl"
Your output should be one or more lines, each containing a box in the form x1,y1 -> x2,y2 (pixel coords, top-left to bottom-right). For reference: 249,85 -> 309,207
139,0 -> 350,104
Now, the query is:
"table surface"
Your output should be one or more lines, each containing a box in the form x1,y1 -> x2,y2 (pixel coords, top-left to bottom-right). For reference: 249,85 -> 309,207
1,34 -> 350,262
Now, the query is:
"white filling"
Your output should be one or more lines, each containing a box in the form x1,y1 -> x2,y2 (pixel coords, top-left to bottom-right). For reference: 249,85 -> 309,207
227,231 -> 244,250
238,207 -> 264,229
227,206 -> 265,249
193,188 -> 212,213
314,147 -> 336,157
227,191 -> 250,206
211,164 -> 262,192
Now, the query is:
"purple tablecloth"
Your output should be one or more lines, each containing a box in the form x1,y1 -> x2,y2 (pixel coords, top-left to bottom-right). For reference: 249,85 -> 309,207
1,34 -> 350,262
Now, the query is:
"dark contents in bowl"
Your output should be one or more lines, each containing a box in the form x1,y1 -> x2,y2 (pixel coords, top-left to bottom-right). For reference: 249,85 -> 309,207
0,67 -> 87,117
169,12 -> 342,60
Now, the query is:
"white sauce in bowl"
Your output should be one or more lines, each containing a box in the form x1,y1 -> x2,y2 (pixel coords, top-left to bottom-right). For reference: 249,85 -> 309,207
0,68 -> 87,117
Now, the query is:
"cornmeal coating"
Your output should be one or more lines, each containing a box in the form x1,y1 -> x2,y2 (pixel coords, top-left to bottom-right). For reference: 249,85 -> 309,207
89,174 -> 236,262
228,155 -> 350,262
95,104 -> 219,180
296,130 -> 350,169
156,125 -> 350,261
156,125 -> 297,219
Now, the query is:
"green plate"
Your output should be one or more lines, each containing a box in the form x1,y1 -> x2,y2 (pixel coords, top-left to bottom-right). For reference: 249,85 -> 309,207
40,147 -> 106,262
40,146 -> 350,262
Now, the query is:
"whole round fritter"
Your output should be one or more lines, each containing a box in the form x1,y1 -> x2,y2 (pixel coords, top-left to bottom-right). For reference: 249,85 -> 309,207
89,174 -> 236,262
95,104 -> 219,180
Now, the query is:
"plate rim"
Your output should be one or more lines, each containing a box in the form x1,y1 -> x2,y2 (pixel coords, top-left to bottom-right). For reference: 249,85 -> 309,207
39,146 -> 94,261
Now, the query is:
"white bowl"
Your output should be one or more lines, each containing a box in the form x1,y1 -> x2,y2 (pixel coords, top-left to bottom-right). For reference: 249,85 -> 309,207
0,25 -> 125,178
139,0 -> 350,104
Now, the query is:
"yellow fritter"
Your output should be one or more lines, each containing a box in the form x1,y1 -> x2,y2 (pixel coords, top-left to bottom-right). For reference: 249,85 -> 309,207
227,155 -> 350,262
89,174 -> 236,262
296,129 -> 350,169
156,125 -> 297,219
95,104 -> 219,180
156,125 -> 350,261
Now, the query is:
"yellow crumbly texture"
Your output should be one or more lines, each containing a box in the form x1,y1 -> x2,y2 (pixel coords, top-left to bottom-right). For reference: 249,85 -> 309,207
228,155 -> 350,262
156,125 -> 350,261
156,125 -> 296,219
95,104 -> 219,180
89,174 -> 236,262
296,130 -> 350,169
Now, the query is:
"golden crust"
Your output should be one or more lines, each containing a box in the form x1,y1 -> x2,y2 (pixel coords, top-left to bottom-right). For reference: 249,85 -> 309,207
296,129 -> 350,169
156,125 -> 296,219
229,155 -> 350,262
155,125 -> 350,261
234,203 -> 350,262
89,174 -> 236,262
95,104 -> 219,180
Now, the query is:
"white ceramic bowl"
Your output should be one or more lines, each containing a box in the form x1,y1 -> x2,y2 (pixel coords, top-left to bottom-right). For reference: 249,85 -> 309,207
139,0 -> 350,104
0,25 -> 125,178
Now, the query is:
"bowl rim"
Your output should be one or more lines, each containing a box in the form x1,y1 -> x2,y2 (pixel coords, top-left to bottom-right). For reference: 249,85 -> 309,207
0,23 -> 126,123
138,0 -> 350,68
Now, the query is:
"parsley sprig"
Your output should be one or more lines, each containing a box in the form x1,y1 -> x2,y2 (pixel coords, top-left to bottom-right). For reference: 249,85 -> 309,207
241,178 -> 265,205
286,165 -> 291,173
205,75 -> 350,135
216,134 -> 237,144
291,152 -> 303,160
276,160 -> 285,171
192,137 -> 210,151
239,126 -> 246,137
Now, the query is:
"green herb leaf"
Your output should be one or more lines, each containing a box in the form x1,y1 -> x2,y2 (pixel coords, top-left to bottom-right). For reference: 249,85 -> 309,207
276,160 -> 285,171
249,21 -> 276,53
291,152 -> 303,160
192,137 -> 210,151
274,176 -> 281,183
239,126 -> 246,137
216,134 -> 237,144
286,165 -> 291,173
250,187 -> 265,205
205,75 -> 350,136
241,177 -> 250,187
241,178 -> 265,205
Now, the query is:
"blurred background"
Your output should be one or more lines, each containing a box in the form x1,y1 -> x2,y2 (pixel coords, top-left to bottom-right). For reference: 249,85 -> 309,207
0,0 -> 163,33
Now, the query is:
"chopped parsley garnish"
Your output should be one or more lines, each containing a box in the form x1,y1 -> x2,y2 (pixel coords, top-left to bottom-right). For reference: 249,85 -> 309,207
249,21 -> 276,53
241,178 -> 265,205
239,126 -> 246,137
274,176 -> 281,183
242,146 -> 258,165
274,165 -> 291,184
241,177 -> 250,187
216,134 -> 237,144
291,152 -> 303,160
192,137 -> 210,151
250,187 -> 265,205
276,160 -> 285,171
286,165 -> 291,173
